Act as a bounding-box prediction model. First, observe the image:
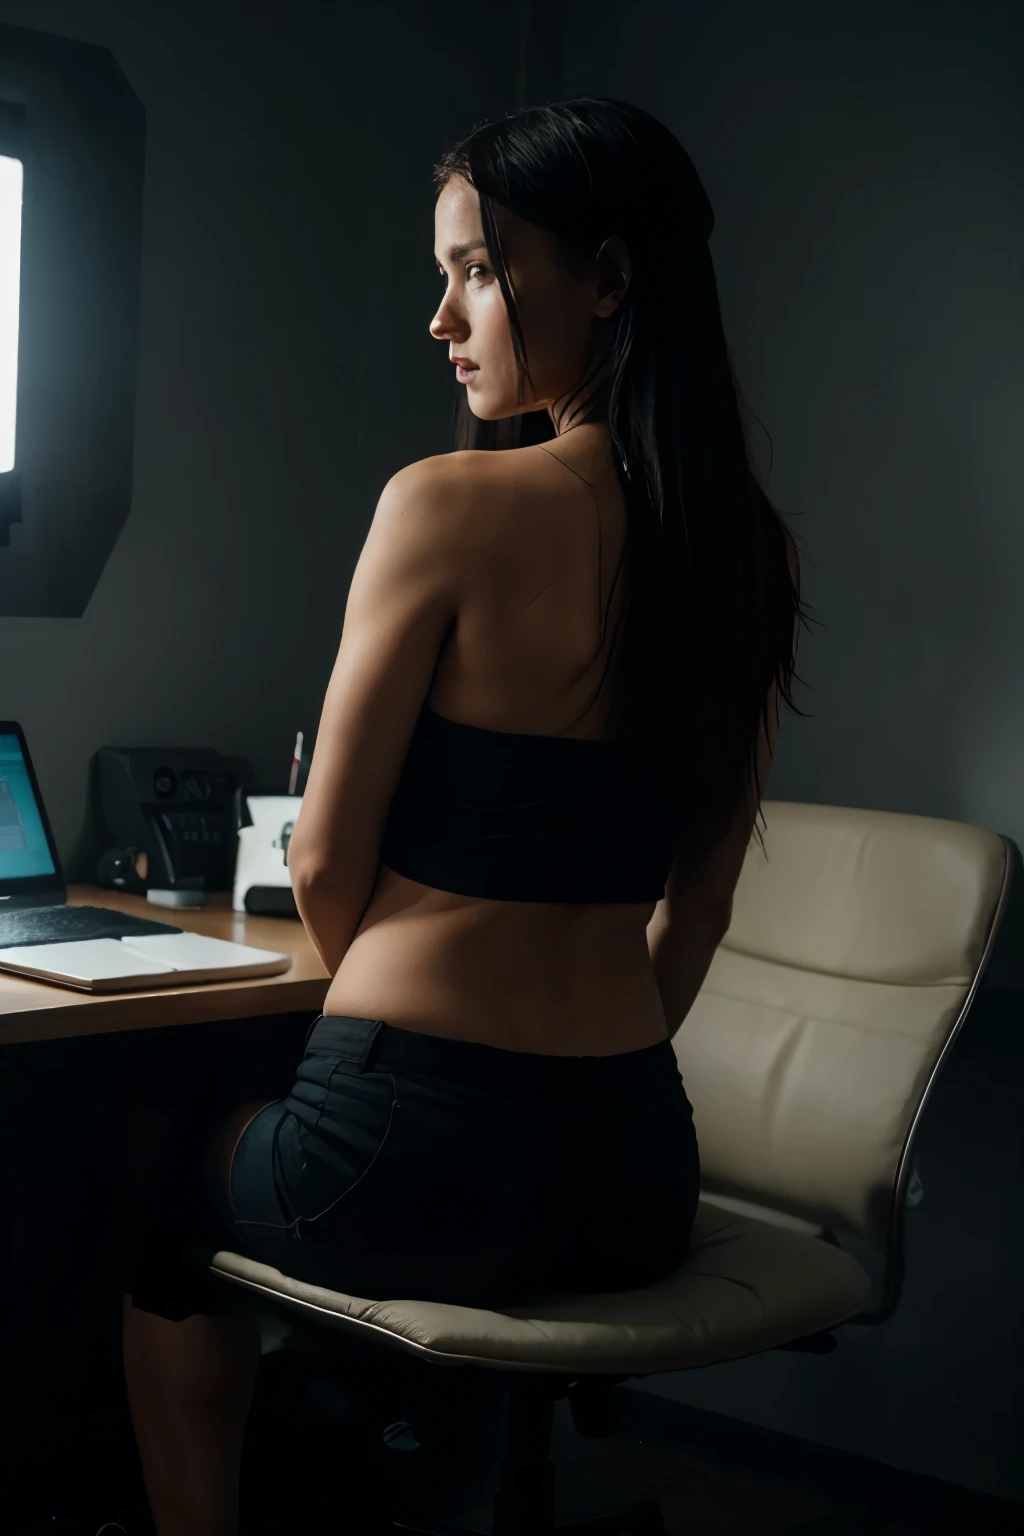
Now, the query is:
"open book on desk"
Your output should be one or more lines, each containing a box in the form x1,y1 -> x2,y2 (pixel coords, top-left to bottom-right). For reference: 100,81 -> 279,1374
0,931 -> 292,993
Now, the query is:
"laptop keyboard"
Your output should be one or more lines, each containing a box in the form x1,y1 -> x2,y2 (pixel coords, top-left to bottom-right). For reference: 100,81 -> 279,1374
0,905 -> 183,950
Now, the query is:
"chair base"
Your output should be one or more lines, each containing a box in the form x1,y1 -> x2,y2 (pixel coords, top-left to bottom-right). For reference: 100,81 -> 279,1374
373,1369 -> 671,1536
378,1381 -> 669,1534
376,1371 -> 669,1536
392,1498 -> 668,1534
299,1346 -> 669,1536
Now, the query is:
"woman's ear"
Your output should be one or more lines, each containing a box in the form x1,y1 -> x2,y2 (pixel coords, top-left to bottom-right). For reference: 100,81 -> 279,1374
594,236 -> 632,317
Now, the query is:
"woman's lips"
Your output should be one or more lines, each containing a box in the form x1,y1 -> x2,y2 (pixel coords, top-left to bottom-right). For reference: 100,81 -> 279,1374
454,360 -> 479,385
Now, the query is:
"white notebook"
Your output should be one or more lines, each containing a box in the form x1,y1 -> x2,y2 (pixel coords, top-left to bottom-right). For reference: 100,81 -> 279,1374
0,932 -> 293,993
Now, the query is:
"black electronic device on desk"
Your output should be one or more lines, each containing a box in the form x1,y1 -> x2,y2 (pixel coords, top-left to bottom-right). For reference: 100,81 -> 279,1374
0,720 -> 182,945
92,744 -> 255,899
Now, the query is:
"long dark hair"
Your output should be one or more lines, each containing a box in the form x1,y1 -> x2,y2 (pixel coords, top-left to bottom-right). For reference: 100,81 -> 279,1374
434,99 -> 816,872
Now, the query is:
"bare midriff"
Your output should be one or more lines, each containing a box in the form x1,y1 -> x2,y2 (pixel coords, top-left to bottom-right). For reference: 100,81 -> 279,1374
323,861 -> 668,1057
323,431 -> 672,1058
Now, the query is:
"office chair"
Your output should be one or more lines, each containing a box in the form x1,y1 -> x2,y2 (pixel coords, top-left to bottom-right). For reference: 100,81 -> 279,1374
210,801 -> 1017,1535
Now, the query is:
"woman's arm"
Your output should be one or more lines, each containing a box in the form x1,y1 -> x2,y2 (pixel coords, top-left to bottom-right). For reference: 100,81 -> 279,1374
288,850 -> 381,978
647,905 -> 732,1042
284,458 -> 480,977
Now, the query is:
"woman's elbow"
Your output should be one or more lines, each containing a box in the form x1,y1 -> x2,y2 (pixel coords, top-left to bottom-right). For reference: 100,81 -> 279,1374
286,843 -> 330,898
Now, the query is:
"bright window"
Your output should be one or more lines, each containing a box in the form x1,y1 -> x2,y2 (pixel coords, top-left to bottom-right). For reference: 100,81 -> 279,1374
0,153 -> 23,474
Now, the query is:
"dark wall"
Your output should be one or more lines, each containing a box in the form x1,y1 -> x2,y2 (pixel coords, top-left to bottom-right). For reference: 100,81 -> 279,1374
562,0 -> 1024,1502
0,0 -> 521,861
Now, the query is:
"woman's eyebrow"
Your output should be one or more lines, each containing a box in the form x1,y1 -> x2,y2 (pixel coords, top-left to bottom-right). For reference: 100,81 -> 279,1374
437,241 -> 488,264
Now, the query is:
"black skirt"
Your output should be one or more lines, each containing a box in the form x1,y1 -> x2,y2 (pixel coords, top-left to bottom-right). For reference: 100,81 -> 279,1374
126,1014 -> 701,1321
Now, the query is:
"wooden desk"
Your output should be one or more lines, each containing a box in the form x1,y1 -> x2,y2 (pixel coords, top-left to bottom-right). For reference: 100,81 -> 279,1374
0,885 -> 329,1047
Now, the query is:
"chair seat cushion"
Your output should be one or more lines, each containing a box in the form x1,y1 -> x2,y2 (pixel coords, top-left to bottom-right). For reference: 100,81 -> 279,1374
210,1204 -> 874,1376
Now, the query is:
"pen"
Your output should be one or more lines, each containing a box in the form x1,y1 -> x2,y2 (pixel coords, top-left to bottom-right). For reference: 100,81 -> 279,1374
288,730 -> 304,796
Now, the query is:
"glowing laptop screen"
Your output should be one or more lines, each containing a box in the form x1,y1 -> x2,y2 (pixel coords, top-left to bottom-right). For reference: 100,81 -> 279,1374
0,734 -> 57,881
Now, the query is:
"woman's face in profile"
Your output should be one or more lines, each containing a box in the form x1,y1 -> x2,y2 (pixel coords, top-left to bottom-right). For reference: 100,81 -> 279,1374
430,174 -> 602,423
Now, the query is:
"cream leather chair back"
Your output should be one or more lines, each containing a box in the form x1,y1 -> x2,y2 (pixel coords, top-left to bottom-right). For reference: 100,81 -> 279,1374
674,801 -> 1014,1315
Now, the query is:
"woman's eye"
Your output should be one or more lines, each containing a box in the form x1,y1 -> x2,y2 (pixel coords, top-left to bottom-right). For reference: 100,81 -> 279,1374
466,262 -> 488,280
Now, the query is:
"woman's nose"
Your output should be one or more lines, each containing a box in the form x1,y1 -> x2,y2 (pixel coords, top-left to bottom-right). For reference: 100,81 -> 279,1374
430,296 -> 467,344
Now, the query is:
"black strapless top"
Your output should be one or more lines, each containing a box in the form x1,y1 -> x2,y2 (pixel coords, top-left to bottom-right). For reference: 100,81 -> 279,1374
379,705 -> 678,903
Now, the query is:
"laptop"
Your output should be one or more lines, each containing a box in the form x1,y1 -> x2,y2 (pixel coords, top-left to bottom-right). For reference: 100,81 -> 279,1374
0,721 -> 292,992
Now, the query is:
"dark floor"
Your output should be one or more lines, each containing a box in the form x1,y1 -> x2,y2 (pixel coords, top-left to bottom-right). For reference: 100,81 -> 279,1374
5,1349 -> 1021,1535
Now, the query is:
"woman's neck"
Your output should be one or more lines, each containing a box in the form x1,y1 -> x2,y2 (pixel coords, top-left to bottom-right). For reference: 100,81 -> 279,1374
547,348 -> 615,436
548,400 -> 609,437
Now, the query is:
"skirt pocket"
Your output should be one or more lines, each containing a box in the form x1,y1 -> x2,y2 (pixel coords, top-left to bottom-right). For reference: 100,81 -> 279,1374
275,1060 -> 402,1228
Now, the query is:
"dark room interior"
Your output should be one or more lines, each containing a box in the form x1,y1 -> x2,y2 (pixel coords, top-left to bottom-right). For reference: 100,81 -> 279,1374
0,2 -> 1021,1533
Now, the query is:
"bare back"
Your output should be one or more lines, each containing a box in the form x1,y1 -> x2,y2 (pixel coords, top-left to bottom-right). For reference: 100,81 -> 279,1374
323,423 -> 670,1056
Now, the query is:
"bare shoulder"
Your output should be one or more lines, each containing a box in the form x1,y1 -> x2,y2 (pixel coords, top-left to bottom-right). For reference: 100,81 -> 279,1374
370,452 -> 516,584
377,449 -> 533,550
380,450 -> 507,510
381,441 -> 594,509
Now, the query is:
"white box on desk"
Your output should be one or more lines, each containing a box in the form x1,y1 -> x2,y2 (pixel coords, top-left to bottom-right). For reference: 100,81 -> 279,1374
233,794 -> 302,913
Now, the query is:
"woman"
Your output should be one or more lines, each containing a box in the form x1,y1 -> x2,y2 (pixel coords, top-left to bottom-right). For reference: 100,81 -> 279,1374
123,98 -> 808,1534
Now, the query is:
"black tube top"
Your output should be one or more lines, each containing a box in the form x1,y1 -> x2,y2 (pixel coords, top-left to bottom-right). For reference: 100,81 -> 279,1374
379,704 -> 678,903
